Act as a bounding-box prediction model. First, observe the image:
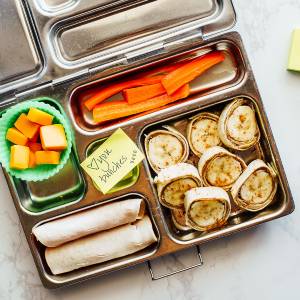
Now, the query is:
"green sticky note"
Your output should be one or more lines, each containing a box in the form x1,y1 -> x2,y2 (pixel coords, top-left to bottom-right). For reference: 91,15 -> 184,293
288,28 -> 300,72
81,128 -> 144,194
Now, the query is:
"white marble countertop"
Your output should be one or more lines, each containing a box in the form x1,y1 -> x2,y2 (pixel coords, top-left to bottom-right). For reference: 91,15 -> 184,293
1,1 -> 300,299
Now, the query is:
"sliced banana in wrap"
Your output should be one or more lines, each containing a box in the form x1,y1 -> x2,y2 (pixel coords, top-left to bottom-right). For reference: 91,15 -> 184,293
154,163 -> 202,209
198,146 -> 246,190
218,98 -> 260,151
145,126 -> 189,173
231,159 -> 277,211
171,209 -> 191,231
187,112 -> 221,157
185,187 -> 231,231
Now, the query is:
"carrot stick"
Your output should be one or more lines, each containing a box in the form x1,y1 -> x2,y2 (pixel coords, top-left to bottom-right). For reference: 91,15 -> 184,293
161,51 -> 225,95
93,84 -> 190,124
84,75 -> 165,111
123,83 -> 166,104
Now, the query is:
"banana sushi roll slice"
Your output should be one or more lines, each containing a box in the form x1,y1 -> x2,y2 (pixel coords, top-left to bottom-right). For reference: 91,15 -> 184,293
187,112 -> 221,157
154,163 -> 202,209
231,159 -> 277,212
171,209 -> 191,231
185,187 -> 231,231
145,126 -> 189,173
198,146 -> 246,190
218,98 -> 260,151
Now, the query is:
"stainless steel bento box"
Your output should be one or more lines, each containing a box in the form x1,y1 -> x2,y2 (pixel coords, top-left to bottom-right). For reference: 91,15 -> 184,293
0,0 -> 294,289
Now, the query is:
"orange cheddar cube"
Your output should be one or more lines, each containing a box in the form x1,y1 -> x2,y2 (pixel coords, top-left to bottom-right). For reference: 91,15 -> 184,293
29,151 -> 36,168
35,151 -> 60,165
10,145 -> 30,170
28,142 -> 42,152
40,124 -> 67,151
6,128 -> 28,146
27,108 -> 54,126
14,113 -> 40,139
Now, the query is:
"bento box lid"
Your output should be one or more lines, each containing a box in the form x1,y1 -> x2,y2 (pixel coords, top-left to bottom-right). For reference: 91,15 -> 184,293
0,0 -> 236,102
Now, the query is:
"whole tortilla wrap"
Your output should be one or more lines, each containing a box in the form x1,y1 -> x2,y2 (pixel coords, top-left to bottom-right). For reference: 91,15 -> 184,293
33,199 -> 145,247
45,216 -> 157,275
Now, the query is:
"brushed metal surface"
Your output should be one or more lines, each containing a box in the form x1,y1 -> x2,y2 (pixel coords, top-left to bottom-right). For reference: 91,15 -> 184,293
0,0 -> 293,290
0,0 -> 43,93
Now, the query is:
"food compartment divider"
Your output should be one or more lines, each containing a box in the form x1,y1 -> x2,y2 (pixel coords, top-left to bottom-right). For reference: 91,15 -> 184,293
1,98 -> 86,213
30,193 -> 161,288
70,36 -> 244,132
139,95 -> 287,244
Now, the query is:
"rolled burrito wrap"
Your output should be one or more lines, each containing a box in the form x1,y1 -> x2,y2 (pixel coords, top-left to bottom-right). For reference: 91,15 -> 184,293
33,199 -> 145,247
45,216 -> 157,275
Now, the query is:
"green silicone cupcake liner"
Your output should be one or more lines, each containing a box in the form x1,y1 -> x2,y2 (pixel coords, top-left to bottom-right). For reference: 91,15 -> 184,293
0,100 -> 73,182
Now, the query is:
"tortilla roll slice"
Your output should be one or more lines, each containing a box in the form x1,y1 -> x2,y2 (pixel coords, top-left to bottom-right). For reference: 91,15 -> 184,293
171,209 -> 191,231
45,216 -> 157,275
145,126 -> 189,173
185,187 -> 231,231
187,112 -> 221,157
231,159 -> 277,212
154,163 -> 202,209
198,146 -> 246,190
218,98 -> 260,151
33,199 -> 145,247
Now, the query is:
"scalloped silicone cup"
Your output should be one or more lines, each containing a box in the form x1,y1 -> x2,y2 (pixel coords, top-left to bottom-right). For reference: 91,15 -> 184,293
0,101 -> 73,182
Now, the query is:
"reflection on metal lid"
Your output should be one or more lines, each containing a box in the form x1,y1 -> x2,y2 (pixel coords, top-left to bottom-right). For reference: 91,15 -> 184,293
54,0 -> 220,65
0,0 -> 42,93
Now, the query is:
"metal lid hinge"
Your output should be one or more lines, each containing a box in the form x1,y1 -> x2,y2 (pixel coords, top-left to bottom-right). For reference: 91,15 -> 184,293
125,42 -> 166,64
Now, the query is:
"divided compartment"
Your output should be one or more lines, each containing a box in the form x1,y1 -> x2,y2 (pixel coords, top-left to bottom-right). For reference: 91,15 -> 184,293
70,39 -> 244,132
86,138 -> 140,194
2,98 -> 86,214
30,193 -> 160,287
140,96 -> 289,244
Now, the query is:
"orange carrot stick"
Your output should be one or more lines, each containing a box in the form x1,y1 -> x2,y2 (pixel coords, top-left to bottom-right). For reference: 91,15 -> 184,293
161,51 -> 225,95
123,83 -> 166,105
93,84 -> 190,124
84,75 -> 165,111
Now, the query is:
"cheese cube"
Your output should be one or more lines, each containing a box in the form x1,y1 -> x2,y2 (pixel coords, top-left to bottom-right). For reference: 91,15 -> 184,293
6,128 -> 28,146
10,145 -> 30,170
27,108 -> 54,126
29,151 -> 36,168
14,113 -> 40,139
28,142 -> 42,152
35,151 -> 60,165
40,124 -> 67,151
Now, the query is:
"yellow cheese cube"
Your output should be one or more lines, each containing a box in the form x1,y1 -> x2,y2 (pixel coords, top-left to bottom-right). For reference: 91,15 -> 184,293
35,151 -> 60,165
10,145 -> 30,170
40,124 -> 67,151
6,128 -> 28,146
29,151 -> 36,168
14,113 -> 40,139
27,108 -> 54,126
